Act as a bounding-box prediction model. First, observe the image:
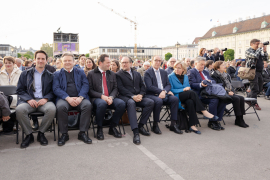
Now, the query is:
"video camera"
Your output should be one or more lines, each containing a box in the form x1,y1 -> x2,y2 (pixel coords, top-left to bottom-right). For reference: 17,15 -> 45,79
221,48 -> 227,51
263,41 -> 269,46
207,49 -> 213,52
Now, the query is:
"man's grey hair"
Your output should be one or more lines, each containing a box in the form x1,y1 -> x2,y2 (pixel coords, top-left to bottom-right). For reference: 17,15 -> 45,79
15,58 -> 22,63
195,56 -> 206,63
143,61 -> 150,66
122,56 -> 132,63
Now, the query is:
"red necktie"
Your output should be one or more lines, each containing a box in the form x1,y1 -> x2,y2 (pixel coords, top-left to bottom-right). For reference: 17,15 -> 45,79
102,72 -> 109,96
199,71 -> 205,80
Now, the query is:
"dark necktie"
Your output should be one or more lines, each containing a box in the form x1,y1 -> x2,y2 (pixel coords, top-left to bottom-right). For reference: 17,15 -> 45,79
102,72 -> 109,96
199,71 -> 205,80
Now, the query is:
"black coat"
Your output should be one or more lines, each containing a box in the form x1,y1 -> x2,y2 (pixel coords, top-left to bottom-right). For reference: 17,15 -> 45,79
262,68 -> 270,83
226,66 -> 236,78
16,67 -> 55,105
87,67 -> 118,103
210,70 -> 233,92
116,69 -> 145,103
211,53 -> 224,62
27,64 -> 56,73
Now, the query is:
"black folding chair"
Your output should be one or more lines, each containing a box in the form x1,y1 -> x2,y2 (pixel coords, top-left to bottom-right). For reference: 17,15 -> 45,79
20,112 -> 56,143
0,85 -> 19,144
57,110 -> 91,139
91,109 -> 125,139
244,98 -> 260,121
231,80 -> 246,94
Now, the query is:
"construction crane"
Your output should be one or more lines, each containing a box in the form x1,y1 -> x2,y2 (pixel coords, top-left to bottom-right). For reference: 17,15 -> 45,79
98,2 -> 138,58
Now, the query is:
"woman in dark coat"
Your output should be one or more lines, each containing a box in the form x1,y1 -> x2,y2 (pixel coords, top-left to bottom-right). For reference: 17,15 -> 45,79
210,61 -> 249,128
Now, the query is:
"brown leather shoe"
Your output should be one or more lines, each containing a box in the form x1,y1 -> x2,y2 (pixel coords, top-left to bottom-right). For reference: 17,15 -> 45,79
254,104 -> 261,110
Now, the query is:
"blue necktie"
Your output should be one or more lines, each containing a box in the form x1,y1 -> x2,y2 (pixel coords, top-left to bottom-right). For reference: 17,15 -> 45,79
155,70 -> 162,90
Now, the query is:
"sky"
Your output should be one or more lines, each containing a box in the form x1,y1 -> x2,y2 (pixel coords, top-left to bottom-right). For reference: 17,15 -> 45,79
1,0 -> 270,54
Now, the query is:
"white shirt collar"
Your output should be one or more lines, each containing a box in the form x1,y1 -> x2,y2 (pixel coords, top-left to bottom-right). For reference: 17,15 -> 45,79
64,68 -> 73,72
153,67 -> 160,72
98,67 -> 105,74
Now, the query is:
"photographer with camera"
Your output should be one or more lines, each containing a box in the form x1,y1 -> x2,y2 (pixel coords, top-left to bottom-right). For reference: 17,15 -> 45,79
211,48 -> 225,62
245,39 -> 269,110
203,49 -> 214,61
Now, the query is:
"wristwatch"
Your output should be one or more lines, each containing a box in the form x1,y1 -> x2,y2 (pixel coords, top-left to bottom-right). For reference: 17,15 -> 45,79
79,96 -> 84,100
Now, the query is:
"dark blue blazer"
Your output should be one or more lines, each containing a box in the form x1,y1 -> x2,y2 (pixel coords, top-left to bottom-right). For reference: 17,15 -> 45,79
187,68 -> 216,97
53,68 -> 89,103
144,67 -> 171,95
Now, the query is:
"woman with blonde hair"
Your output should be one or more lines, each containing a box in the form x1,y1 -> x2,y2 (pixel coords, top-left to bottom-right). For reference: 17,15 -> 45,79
168,61 -> 218,134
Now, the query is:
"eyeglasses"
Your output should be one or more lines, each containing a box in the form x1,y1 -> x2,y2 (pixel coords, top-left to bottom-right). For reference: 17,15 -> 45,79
121,62 -> 130,64
154,60 -> 162,62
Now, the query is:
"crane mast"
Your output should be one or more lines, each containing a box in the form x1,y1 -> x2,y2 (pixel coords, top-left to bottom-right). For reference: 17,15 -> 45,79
98,2 -> 138,58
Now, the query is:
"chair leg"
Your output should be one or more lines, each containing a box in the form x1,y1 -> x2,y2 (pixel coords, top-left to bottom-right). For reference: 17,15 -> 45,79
16,121 -> 19,144
252,106 -> 261,121
120,118 -> 125,135
53,120 -> 56,141
57,120 -> 60,140
222,118 -> 226,125
91,116 -> 96,138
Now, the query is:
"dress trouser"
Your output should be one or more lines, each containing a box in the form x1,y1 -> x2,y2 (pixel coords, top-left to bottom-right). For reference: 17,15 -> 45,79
264,82 -> 270,96
200,98 -> 226,121
249,71 -> 263,102
178,90 -> 204,126
16,100 -> 56,135
145,95 -> 178,122
126,98 -> 154,130
230,94 -> 245,116
56,99 -> 92,134
93,98 -> 126,127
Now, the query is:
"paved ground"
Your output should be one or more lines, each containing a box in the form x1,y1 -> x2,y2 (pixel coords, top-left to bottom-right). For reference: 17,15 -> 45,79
0,94 -> 270,180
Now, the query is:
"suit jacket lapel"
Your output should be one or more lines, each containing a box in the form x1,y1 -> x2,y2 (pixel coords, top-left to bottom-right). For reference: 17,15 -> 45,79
123,70 -> 133,81
151,68 -> 158,87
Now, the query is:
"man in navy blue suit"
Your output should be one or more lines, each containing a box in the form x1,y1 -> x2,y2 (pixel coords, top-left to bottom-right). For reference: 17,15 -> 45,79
144,56 -> 182,134
187,57 -> 226,131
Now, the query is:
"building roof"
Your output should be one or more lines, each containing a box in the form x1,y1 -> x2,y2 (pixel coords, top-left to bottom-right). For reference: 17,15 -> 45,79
90,46 -> 162,50
201,14 -> 270,40
162,44 -> 197,50
192,37 -> 201,44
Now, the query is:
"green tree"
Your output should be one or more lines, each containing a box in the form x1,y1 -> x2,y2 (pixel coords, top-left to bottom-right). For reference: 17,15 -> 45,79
24,51 -> 34,59
17,53 -> 22,58
224,49 -> 234,61
165,52 -> 172,60
85,53 -> 89,57
23,54 -> 31,59
40,43 -> 53,57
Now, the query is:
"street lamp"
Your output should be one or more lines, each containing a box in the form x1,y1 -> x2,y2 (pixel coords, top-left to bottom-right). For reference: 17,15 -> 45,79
175,42 -> 180,60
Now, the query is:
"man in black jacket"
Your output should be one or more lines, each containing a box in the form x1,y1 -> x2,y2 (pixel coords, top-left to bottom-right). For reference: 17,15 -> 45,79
16,50 -> 56,148
262,61 -> 270,100
226,60 -> 236,78
116,57 -> 154,145
211,48 -> 224,62
87,54 -> 126,140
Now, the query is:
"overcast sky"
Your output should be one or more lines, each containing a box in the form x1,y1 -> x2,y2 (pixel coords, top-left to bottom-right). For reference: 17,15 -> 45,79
1,0 -> 270,53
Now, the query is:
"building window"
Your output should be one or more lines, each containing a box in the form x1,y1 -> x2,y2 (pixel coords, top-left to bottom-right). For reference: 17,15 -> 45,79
120,49 -> 127,53
239,49 -> 241,54
107,49 -> 117,53
0,47 -> 9,51
102,49 -> 105,53
239,41 -> 241,45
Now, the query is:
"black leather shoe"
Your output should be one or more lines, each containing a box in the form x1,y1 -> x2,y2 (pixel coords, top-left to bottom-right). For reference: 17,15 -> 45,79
139,127 -> 150,136
208,121 -> 220,131
152,124 -> 162,134
235,120 -> 247,128
133,133 -> 141,145
32,119 -> 39,131
108,127 -> 122,138
21,133 -> 34,148
58,133 -> 69,146
78,133 -> 92,144
37,132 -> 48,146
97,128 -> 104,140
170,124 -> 183,134
217,122 -> 225,130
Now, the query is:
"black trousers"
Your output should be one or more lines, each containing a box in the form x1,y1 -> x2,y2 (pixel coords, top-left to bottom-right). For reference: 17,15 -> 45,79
249,71 -> 263,100
230,94 -> 245,116
1,113 -> 16,132
178,91 -> 204,126
126,98 -> 154,130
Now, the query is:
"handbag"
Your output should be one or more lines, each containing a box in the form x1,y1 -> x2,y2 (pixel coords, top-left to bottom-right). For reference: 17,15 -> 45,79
68,111 -> 80,128
237,60 -> 257,80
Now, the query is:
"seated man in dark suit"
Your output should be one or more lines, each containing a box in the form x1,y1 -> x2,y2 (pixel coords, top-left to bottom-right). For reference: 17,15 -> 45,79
53,53 -> 92,146
87,54 -> 126,140
116,57 -> 154,145
144,56 -> 181,134
187,57 -> 226,131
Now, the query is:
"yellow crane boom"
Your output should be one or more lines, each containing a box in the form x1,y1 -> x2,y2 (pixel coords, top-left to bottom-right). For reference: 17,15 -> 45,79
98,2 -> 137,58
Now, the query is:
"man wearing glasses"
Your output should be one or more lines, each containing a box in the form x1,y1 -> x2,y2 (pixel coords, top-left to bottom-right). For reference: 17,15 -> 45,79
144,56 -> 181,134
